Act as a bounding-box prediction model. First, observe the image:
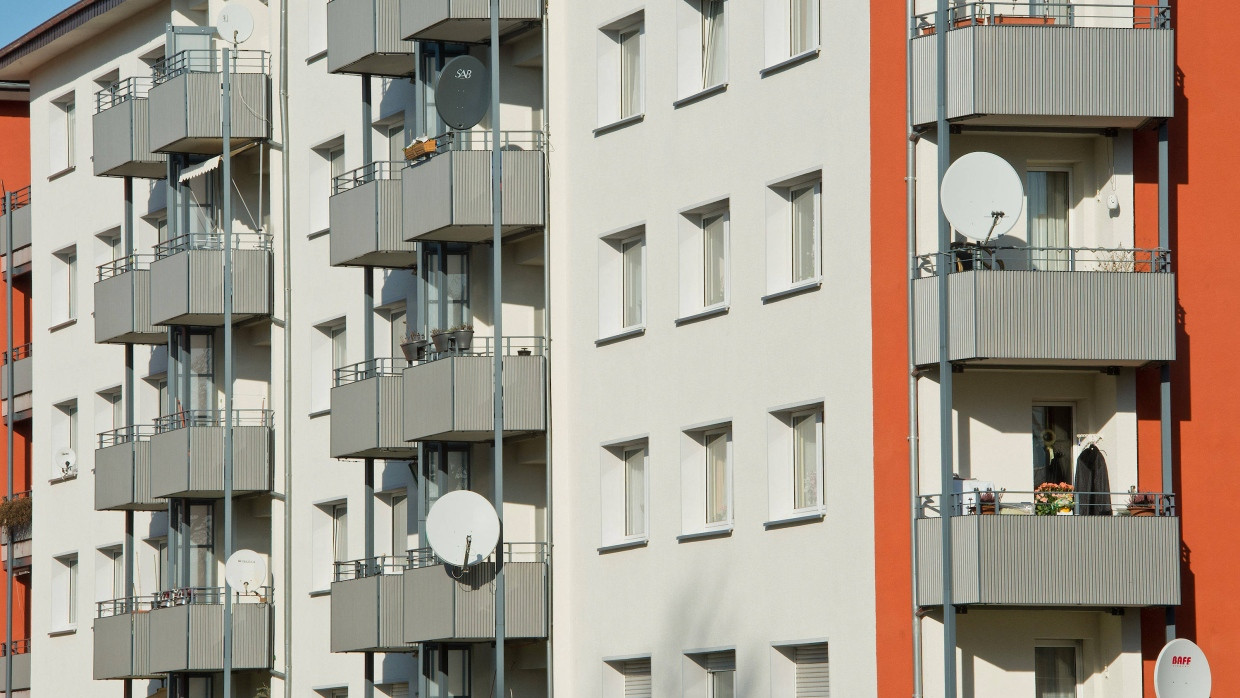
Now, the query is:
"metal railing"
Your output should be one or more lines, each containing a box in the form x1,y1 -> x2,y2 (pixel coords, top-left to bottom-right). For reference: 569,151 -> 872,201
151,585 -> 273,606
97,424 -> 157,449
912,2 -> 1171,37
96,594 -> 159,618
417,335 -> 545,365
919,490 -> 1176,518
334,554 -> 413,582
0,639 -> 30,655
152,49 -> 271,86
0,186 -> 30,215
407,130 -> 546,164
333,358 -> 405,387
914,245 -> 1171,278
154,231 -> 273,259
2,343 -> 30,364
331,161 -> 404,195
154,409 -> 274,433
95,76 -> 154,113
408,541 -> 549,569
97,253 -> 155,281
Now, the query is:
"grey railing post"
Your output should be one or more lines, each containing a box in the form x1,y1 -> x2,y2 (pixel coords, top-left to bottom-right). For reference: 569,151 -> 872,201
222,45 -> 235,698
3,190 -> 12,698
491,1 -> 507,695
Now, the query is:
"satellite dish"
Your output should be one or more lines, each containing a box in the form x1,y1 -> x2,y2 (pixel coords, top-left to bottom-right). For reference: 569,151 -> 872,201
940,152 -> 1025,243
435,56 -> 491,131
224,549 -> 268,595
1154,638 -> 1211,698
54,447 -> 77,475
425,490 -> 499,568
216,4 -> 255,45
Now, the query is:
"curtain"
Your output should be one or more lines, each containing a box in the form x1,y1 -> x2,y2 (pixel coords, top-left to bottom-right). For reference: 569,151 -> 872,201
622,238 -> 644,327
1034,646 -> 1078,698
790,0 -> 817,55
1028,171 -> 1070,270
620,29 -> 642,118
625,448 -> 646,536
706,431 -> 729,523
793,412 -> 820,509
703,214 -> 726,306
702,0 -> 726,87
791,184 -> 817,282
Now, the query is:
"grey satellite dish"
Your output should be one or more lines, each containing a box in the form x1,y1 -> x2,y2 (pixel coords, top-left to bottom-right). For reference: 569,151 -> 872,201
216,3 -> 255,45
940,152 -> 1024,243
435,56 -> 491,131
425,490 -> 500,568
1154,638 -> 1211,698
224,549 -> 268,596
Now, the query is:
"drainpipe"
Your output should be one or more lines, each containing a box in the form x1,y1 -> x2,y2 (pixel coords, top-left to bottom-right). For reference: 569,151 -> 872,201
540,6 -> 553,698
222,45 -> 236,698
1157,122 -> 1174,643
124,174 -> 136,698
904,1 -> 923,695
3,190 -> 12,698
279,0 -> 294,694
361,73 -> 376,698
489,2 -> 507,694
933,0 -> 957,695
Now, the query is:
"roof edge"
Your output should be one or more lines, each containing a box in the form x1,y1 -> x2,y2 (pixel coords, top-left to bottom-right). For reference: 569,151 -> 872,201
0,0 -> 132,75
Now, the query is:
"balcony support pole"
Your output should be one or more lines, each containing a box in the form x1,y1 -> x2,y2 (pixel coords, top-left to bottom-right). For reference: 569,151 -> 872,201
933,0 -> 957,695
362,68 -> 377,698
124,174 -> 136,698
3,190 -> 12,698
222,45 -> 236,698
490,3 -> 507,696
1158,120 -> 1175,643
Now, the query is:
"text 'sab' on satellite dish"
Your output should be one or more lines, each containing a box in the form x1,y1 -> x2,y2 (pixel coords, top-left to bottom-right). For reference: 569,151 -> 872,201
225,549 -> 268,596
940,152 -> 1025,243
435,56 -> 490,131
216,3 -> 255,44
425,490 -> 500,568
1154,638 -> 1211,698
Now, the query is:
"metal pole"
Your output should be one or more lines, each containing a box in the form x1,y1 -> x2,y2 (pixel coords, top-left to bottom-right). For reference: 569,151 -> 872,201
124,175 -> 136,698
361,72 -> 377,698
1157,121 -> 1175,643
222,45 -> 236,698
490,2 -> 506,694
3,190 -> 12,698
934,0 -> 956,695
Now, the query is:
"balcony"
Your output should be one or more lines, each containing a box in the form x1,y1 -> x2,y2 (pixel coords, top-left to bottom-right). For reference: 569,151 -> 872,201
148,50 -> 271,154
1,344 -> 32,423
910,2 -> 1174,128
0,187 -> 31,276
94,598 -> 160,680
403,543 -> 547,643
0,640 -> 30,691
330,556 -> 409,653
402,131 -> 546,244
95,256 -> 166,344
916,491 -> 1180,607
913,246 -> 1175,366
93,78 -> 167,178
332,359 -> 419,459
402,336 -> 546,442
0,492 -> 31,571
149,410 -> 274,499
330,162 -> 417,268
95,427 -> 163,511
147,588 -> 273,673
327,0 -> 416,76
401,0 -> 543,43
150,233 -> 274,326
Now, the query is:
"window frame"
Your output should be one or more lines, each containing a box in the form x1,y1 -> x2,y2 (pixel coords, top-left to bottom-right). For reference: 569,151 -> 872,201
50,93 -> 76,175
597,12 -> 646,130
767,401 -> 826,525
764,0 -> 820,70
620,234 -> 646,331
1033,640 -> 1082,698
680,421 -> 734,537
51,246 -> 78,325
598,225 -> 648,341
678,201 -> 731,321
765,172 -> 823,299
600,437 -> 651,549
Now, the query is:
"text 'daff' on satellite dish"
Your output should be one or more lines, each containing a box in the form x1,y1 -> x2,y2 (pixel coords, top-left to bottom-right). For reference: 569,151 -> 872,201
435,56 -> 490,131
940,151 -> 1025,242
425,490 -> 500,568
1154,638 -> 1211,698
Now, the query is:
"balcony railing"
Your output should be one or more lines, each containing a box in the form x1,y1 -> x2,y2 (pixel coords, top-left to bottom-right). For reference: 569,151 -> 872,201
407,130 -> 545,165
408,541 -> 548,569
1,639 -> 29,656
334,357 -> 405,387
96,595 -> 159,619
3,344 -> 30,365
97,254 -> 155,281
336,542 -> 548,582
419,335 -> 545,364
154,231 -> 273,260
918,490 -> 1176,518
0,186 -> 29,214
915,245 -> 1171,278
97,424 -> 156,449
152,585 -> 274,607
95,77 -> 154,113
912,2 -> 1172,36
332,160 -> 403,195
334,554 -> 412,582
153,49 -> 271,86
155,409 -> 274,433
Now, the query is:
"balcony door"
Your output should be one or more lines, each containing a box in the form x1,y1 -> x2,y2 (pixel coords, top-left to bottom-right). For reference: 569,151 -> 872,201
1027,169 -> 1071,271
1032,404 -> 1074,488
425,644 -> 471,698
420,243 -> 470,337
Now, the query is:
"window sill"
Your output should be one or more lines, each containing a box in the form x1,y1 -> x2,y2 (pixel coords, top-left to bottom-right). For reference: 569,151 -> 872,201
675,305 -> 728,326
764,510 -> 825,529
760,47 -> 821,77
47,165 -> 76,181
309,588 -> 331,598
49,472 -> 78,484
593,113 -> 644,136
598,538 -> 648,554
677,526 -> 732,543
309,408 -> 331,419
596,325 -> 645,346
307,227 -> 330,241
762,278 -> 822,304
306,49 -> 327,64
49,626 -> 77,637
49,317 -> 78,332
673,83 -> 727,109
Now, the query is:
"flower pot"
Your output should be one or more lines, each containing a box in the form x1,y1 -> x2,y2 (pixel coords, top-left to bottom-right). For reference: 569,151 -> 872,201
1056,509 -> 1073,516
453,330 -> 474,351
400,342 -> 417,363
1128,505 -> 1155,517
980,503 -> 996,515
431,333 -> 451,352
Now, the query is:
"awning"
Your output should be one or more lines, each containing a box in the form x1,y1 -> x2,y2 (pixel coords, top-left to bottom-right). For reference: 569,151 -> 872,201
178,155 -> 221,184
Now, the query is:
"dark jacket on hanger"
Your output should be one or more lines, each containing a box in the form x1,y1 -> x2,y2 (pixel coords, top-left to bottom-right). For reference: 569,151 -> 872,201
1073,445 -> 1112,515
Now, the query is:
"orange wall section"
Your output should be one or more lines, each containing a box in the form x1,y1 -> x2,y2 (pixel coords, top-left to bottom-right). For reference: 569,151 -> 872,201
0,100 -> 30,193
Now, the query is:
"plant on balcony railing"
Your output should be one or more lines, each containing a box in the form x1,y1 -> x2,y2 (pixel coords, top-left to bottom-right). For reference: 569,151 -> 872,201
400,332 -> 428,363
915,245 -> 1172,278
921,490 -> 1176,517
404,130 -> 546,166
1034,482 -> 1075,515
0,494 -> 31,532
1127,490 -> 1159,517
417,335 -> 546,365
153,585 -> 274,607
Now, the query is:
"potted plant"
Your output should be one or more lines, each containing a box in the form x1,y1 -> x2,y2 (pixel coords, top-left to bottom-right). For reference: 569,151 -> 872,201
1127,490 -> 1157,517
976,488 -> 1002,515
0,496 -> 32,536
400,332 -> 428,363
430,328 -> 451,353
1034,482 -> 1074,516
451,324 -> 474,352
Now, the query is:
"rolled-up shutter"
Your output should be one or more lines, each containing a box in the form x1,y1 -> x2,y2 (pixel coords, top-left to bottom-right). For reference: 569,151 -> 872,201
795,644 -> 830,697
623,658 -> 652,698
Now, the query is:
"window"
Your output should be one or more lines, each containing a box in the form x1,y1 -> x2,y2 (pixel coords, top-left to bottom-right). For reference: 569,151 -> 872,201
331,323 -> 348,373
419,44 -> 470,137
1027,169 -> 1071,271
52,400 -> 78,479
97,388 -> 123,435
147,537 -> 169,591
792,409 -> 823,510
702,1 -> 727,88
1033,404 -> 1074,488
390,491 -> 408,557
187,332 -> 215,413
624,447 -> 647,537
307,0 -> 328,57
387,304 -> 408,359
96,228 -> 121,267
50,93 -> 75,173
681,422 -> 733,535
790,0 -> 818,55
771,642 -> 830,696
619,27 -> 642,119
767,403 -> 825,522
187,503 -> 214,588
705,430 -> 729,525
311,138 -> 345,233
1035,643 -> 1080,698
421,444 -> 470,519
597,13 -> 645,127
425,645 -> 471,698
764,0 -> 819,68
51,554 -> 79,631
379,118 -> 407,162
97,546 -> 124,602
421,244 -> 470,335
598,226 -> 646,339
604,657 -> 652,698
601,439 -> 649,547
332,502 -> 349,564
51,247 -> 77,324
686,650 -> 735,698
312,319 -> 346,412
313,499 -> 350,590
678,202 -> 730,319
766,173 -> 822,296
621,236 -> 645,329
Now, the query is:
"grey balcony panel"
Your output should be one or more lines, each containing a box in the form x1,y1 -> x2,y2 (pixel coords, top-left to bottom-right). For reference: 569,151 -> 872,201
0,356 -> 32,401
148,603 -> 272,673
150,249 -> 273,326
401,0 -> 542,43
331,376 -> 417,459
916,515 -> 1180,607
327,0 -> 417,76
402,149 -> 545,243
912,26 -> 1173,127
330,575 -> 407,652
149,72 -> 270,154
0,207 -> 30,258
403,562 -> 546,642
0,651 -> 30,690
403,355 -> 546,442
913,271 -> 1175,366
93,99 -> 167,178
94,270 -> 166,344
95,441 -> 162,511
94,612 -> 157,680
329,179 -> 417,268
149,426 -> 272,498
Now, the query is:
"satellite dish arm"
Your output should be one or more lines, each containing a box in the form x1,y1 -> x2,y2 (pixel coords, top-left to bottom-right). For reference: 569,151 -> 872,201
462,534 -> 472,568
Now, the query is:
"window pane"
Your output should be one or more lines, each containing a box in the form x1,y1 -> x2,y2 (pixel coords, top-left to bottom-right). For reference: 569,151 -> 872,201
703,214 -> 726,307
1034,646 -> 1078,698
793,412 -> 820,510
391,493 -> 408,556
331,325 -> 347,370
622,238 -> 644,328
390,307 -> 408,358
705,431 -> 729,524
445,250 -> 469,328
711,670 -> 735,698
333,504 -> 348,563
791,185 -> 817,282
624,448 -> 646,537
702,1 -> 726,87
112,551 -> 124,598
388,123 -> 406,162
446,647 -> 470,697
620,28 -> 641,118
1032,405 -> 1073,488
67,558 -> 78,624
189,333 -> 215,413
1027,171 -> 1071,271
189,504 -> 214,588
790,0 -> 817,55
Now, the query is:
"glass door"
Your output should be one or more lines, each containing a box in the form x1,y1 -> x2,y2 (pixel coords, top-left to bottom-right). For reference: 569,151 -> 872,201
1032,404 -> 1074,488
1027,170 -> 1071,271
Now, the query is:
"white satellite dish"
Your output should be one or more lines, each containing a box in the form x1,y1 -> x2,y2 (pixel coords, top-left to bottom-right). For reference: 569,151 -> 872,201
224,549 -> 268,596
54,447 -> 77,476
216,4 -> 255,45
940,152 -> 1025,243
425,490 -> 500,568
1154,638 -> 1211,698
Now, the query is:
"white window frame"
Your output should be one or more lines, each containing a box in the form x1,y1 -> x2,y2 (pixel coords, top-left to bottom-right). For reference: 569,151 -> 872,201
51,246 -> 78,325
51,399 -> 79,481
767,401 -> 826,524
312,498 -> 348,592
680,420 -> 733,537
764,0 -> 820,69
1034,640 -> 1083,698
96,227 -> 122,268
311,318 -> 347,414
310,136 -> 345,235
597,225 -> 647,341
597,11 -> 646,129
96,387 -> 124,436
95,545 -> 125,603
49,92 -> 76,175
676,0 -> 729,100
678,199 -> 730,321
765,171 -> 822,298
600,437 -> 650,549
683,648 -> 737,698
51,553 -> 79,632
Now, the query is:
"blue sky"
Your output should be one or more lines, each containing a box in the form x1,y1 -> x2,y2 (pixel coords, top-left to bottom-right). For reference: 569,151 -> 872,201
0,1 -> 79,48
